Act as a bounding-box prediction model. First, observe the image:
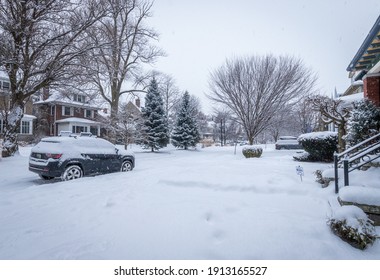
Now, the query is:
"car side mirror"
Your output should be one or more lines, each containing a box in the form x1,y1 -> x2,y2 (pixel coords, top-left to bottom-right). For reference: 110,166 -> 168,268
115,148 -> 119,154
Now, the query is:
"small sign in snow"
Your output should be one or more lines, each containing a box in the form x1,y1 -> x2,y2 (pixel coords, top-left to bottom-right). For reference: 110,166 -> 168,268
296,166 -> 304,181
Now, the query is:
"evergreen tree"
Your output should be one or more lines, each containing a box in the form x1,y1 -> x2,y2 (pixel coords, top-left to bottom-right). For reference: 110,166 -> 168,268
141,78 -> 169,151
172,91 -> 200,149
345,99 -> 380,146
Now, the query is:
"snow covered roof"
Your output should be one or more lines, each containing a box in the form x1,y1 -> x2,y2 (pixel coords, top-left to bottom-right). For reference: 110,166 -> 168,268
347,15 -> 380,73
352,80 -> 364,86
23,114 -> 37,120
338,92 -> 364,103
34,91 -> 101,110
97,108 -> 110,118
0,71 -> 7,79
55,117 -> 100,124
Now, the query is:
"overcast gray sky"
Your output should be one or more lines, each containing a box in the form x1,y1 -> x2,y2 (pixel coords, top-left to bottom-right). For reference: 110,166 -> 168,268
148,0 -> 380,113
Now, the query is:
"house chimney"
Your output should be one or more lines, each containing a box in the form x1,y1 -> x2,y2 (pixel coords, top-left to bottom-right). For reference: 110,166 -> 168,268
42,87 -> 50,100
135,98 -> 140,108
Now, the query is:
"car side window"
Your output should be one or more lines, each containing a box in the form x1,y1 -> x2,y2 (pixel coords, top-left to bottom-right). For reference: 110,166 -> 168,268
94,139 -> 117,154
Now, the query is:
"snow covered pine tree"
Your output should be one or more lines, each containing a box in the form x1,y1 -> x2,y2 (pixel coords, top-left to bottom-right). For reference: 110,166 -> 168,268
171,91 -> 200,150
141,78 -> 169,152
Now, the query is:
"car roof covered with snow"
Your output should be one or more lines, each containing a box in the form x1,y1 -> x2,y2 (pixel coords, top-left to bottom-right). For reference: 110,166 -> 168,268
31,136 -> 133,157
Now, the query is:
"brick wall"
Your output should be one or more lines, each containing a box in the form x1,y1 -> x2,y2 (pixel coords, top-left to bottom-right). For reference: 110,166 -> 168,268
363,76 -> 380,106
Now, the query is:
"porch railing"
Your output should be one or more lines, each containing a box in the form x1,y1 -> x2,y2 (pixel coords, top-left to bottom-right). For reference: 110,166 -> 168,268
334,132 -> 380,193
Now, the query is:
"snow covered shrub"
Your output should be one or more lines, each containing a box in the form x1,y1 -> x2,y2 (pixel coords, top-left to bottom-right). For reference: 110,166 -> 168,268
242,146 -> 262,158
293,151 -> 311,162
327,205 -> 377,250
345,99 -> 380,146
313,170 -> 334,188
297,132 -> 338,162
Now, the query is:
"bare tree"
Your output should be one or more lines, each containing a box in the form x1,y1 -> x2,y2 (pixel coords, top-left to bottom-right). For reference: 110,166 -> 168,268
294,97 -> 320,134
207,55 -> 317,145
308,95 -> 350,152
0,0 -> 105,157
212,108 -> 240,145
266,98 -> 319,142
153,72 -> 181,133
102,100 -> 142,149
83,0 -> 163,119
155,73 -> 181,117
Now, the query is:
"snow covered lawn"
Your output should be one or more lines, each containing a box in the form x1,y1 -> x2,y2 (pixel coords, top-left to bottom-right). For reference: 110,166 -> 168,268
0,144 -> 379,259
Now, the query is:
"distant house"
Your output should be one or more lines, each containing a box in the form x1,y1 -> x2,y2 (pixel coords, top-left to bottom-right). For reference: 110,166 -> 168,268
33,91 -> 102,137
0,76 -> 36,141
346,15 -> 380,106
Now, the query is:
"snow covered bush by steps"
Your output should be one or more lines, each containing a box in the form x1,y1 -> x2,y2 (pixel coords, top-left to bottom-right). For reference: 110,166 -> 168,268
314,169 -> 334,188
297,131 -> 338,162
344,99 -> 380,146
242,146 -> 263,158
327,205 -> 377,250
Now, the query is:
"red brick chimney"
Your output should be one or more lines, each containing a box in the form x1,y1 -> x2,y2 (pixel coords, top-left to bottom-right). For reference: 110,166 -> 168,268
42,87 -> 50,100
135,98 -> 141,108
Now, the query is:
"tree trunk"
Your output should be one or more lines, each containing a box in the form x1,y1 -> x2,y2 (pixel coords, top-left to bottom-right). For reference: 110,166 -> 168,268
338,123 -> 346,153
1,103 -> 24,157
1,129 -> 19,157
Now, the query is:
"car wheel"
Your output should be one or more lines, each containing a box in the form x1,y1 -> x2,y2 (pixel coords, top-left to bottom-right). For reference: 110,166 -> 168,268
39,175 -> 55,180
62,165 -> 83,181
121,160 -> 132,172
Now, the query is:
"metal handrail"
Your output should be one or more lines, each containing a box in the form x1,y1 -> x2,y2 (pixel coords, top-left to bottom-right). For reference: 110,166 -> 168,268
334,132 -> 380,194
337,132 -> 380,157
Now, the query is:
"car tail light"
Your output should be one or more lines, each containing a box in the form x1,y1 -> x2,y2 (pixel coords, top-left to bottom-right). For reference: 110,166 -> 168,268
46,153 -> 62,159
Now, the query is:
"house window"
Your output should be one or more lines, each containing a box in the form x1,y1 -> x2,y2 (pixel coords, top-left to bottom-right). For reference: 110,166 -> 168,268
73,94 -> 85,103
62,106 -> 72,116
0,119 -> 3,133
50,105 -> 55,116
2,82 -> 9,90
72,126 -> 87,134
21,121 -> 30,134
85,109 -> 93,118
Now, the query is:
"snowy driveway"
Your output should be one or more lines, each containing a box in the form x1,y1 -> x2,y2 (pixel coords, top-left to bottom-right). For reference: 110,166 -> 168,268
0,145 -> 379,259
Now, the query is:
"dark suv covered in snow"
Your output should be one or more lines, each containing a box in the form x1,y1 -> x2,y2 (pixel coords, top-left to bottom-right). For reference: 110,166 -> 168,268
29,136 -> 135,180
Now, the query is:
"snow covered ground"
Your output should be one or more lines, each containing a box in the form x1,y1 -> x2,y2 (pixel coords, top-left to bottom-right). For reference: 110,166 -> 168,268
0,144 -> 379,260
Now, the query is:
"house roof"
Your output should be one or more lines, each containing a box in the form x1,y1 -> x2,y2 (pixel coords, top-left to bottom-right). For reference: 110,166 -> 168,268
34,91 -> 102,110
0,71 -> 7,79
23,114 -> 37,120
55,117 -> 100,124
338,92 -> 364,103
347,15 -> 380,76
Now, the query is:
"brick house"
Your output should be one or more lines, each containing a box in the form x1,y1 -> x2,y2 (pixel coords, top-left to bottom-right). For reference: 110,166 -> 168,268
346,15 -> 380,106
33,90 -> 101,137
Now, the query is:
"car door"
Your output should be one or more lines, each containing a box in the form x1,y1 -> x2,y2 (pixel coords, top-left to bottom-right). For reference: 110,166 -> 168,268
96,139 -> 120,173
76,139 -> 102,174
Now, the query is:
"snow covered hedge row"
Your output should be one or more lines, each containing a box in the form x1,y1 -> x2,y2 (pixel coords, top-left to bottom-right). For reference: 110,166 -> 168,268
294,132 -> 338,162
242,146 -> 263,158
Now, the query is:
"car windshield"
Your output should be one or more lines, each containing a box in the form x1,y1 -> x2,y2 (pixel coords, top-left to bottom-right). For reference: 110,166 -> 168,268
279,137 -> 297,140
